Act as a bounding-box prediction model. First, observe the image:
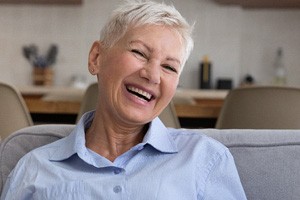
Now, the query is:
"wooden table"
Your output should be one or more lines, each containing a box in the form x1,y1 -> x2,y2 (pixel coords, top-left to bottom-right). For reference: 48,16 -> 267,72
174,89 -> 227,118
20,86 -> 84,114
19,86 -> 228,125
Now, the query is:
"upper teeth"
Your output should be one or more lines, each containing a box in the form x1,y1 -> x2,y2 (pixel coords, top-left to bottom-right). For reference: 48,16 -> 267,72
127,86 -> 152,100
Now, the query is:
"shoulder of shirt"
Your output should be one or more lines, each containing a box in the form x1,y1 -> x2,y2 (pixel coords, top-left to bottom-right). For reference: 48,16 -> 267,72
19,135 -> 71,162
166,128 -> 228,153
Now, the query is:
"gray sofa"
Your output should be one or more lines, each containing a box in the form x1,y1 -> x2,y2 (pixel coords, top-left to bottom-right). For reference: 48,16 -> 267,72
1,125 -> 300,199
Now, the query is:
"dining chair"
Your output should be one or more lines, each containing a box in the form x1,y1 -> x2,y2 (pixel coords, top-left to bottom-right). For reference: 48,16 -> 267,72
0,82 -> 33,139
76,82 -> 98,122
215,86 -> 300,129
76,82 -> 181,128
158,100 -> 181,128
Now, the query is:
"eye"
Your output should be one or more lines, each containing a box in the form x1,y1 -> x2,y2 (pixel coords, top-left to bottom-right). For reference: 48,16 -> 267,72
131,49 -> 146,59
163,65 -> 178,74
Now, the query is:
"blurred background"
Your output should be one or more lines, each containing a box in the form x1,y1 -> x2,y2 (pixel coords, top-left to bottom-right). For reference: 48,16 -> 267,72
0,0 -> 299,89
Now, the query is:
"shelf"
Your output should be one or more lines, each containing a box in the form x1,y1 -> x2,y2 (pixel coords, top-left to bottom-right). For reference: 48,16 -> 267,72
0,0 -> 82,4
213,0 -> 300,8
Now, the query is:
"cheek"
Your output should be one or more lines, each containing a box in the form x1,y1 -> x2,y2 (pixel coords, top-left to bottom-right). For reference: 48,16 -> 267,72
162,77 -> 179,100
100,55 -> 128,80
109,53 -> 142,75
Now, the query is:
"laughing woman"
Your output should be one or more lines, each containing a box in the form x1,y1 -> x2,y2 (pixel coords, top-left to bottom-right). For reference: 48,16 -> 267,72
1,1 -> 246,199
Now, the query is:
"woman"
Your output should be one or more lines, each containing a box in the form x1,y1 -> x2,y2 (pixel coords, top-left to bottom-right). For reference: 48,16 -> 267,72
1,1 -> 247,199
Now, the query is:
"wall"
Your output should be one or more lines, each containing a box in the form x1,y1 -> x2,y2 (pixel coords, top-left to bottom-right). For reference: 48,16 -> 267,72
240,9 -> 300,86
0,0 -> 299,89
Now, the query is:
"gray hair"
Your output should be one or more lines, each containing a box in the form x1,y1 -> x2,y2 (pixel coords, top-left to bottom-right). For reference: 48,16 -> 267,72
100,0 -> 194,68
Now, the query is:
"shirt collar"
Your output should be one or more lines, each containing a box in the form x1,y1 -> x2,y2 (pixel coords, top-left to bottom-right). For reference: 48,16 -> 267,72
142,117 -> 178,153
49,111 -> 178,162
49,111 -> 94,162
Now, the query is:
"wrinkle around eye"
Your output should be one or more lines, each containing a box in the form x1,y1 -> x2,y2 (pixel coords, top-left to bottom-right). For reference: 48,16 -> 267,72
131,49 -> 147,60
162,65 -> 178,74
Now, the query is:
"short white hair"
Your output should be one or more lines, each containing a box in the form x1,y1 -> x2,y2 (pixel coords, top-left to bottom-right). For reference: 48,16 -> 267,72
100,0 -> 194,68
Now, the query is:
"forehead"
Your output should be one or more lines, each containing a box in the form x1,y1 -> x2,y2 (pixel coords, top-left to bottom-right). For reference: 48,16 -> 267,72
120,25 -> 184,60
124,25 -> 182,44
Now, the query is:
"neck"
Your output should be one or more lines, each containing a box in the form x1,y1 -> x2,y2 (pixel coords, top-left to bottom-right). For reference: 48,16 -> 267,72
85,111 -> 148,162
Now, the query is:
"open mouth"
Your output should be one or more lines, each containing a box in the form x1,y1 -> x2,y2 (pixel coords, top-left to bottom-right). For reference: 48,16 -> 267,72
126,86 -> 153,102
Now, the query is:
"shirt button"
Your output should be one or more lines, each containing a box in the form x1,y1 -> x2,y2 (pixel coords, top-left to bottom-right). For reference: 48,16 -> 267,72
113,185 -> 122,193
114,168 -> 122,175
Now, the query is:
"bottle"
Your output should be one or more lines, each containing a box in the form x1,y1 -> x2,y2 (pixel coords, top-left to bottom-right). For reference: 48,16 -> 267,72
199,55 -> 212,89
273,47 -> 287,86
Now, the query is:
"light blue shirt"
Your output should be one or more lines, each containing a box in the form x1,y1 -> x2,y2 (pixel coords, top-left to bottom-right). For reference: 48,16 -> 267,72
1,111 -> 247,200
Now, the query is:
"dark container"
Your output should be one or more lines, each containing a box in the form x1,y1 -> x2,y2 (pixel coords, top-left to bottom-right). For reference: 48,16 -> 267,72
199,56 -> 211,89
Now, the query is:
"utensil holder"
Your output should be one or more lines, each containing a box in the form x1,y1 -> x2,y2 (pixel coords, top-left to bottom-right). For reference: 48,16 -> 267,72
32,67 -> 54,86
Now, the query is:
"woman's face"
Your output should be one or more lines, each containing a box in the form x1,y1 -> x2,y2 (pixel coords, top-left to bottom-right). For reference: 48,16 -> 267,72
90,25 -> 184,126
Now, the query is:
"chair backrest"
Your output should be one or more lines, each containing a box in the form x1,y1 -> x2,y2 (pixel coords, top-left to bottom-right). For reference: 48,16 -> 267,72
76,82 -> 180,128
158,101 -> 181,128
0,82 -> 33,139
216,86 -> 300,129
76,82 -> 98,122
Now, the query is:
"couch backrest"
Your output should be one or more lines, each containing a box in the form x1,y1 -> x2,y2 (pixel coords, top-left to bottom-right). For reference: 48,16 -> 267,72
0,124 -> 74,194
202,129 -> 300,200
1,125 -> 300,199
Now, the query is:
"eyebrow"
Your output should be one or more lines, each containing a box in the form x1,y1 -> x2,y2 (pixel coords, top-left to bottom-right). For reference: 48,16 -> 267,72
129,40 -> 182,65
129,40 -> 153,53
166,57 -> 181,66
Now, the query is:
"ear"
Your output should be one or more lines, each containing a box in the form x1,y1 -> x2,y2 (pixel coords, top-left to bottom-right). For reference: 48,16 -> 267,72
88,41 -> 102,75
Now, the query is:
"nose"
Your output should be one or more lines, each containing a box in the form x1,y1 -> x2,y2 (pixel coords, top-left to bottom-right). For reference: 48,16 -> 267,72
140,62 -> 161,84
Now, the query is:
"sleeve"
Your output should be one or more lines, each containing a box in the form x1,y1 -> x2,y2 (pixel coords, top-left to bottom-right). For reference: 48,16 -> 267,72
1,155 -> 36,200
201,149 -> 247,200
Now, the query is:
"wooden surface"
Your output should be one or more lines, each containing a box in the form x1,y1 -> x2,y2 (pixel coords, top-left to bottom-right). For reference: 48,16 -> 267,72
20,86 -> 84,114
0,0 -> 82,4
23,95 -> 81,114
174,89 -> 227,118
213,0 -> 300,8
20,86 -> 227,118
175,101 -> 224,118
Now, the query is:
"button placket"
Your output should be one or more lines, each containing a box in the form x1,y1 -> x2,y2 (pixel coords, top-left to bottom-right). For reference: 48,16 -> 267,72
110,167 -> 125,196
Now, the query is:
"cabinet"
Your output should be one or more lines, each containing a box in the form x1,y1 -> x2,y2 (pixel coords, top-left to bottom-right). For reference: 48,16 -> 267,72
213,0 -> 300,8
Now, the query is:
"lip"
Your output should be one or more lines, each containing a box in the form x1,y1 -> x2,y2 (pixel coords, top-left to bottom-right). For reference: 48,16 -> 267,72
124,83 -> 157,104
